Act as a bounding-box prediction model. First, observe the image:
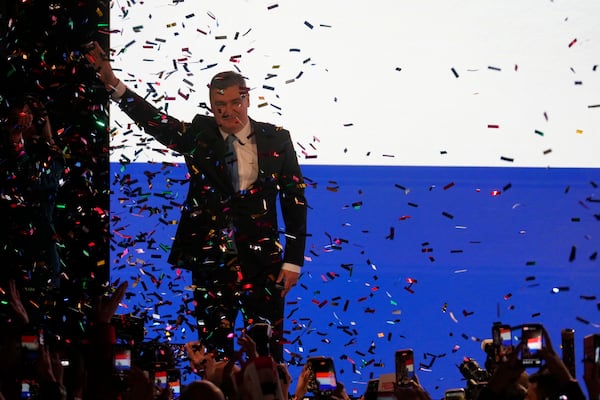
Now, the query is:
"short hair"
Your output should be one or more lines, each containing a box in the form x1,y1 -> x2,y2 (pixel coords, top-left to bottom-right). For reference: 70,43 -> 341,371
180,380 -> 225,400
209,71 -> 248,93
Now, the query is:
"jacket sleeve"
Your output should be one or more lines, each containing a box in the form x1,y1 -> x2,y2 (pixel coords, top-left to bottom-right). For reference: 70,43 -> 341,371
117,88 -> 209,154
276,129 -> 307,267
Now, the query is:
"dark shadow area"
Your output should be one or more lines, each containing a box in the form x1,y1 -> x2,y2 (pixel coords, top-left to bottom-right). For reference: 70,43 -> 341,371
1,0 -> 110,341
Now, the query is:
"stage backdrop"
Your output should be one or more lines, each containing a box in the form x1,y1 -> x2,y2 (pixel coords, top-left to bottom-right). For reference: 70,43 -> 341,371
108,0 -> 600,396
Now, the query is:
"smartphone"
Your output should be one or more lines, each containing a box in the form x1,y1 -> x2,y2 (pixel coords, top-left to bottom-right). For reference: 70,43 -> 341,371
307,356 -> 337,397
521,324 -> 543,367
395,348 -> 415,385
445,388 -> 467,400
167,369 -> 181,398
154,368 -> 168,388
492,324 -> 513,361
561,328 -> 576,377
365,378 -> 395,400
20,380 -> 37,399
113,345 -> 132,374
20,333 -> 41,366
20,379 -> 38,399
584,333 -> 600,364
21,334 -> 40,352
364,379 -> 379,400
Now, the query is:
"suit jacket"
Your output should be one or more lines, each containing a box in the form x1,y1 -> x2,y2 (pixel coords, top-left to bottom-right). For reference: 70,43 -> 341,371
117,89 -> 307,278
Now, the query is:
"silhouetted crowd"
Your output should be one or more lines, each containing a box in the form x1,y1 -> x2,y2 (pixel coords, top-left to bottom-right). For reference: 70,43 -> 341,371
0,278 -> 599,400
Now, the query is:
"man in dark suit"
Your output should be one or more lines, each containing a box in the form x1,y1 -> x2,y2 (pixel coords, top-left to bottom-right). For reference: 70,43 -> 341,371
86,43 -> 307,362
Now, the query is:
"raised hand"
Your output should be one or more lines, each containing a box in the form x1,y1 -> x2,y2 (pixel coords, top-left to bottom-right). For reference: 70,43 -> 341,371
237,333 -> 259,360
94,281 -> 128,324
276,269 -> 299,298
185,341 -> 215,375
7,279 -> 29,325
84,41 -> 120,88
538,325 -> 574,385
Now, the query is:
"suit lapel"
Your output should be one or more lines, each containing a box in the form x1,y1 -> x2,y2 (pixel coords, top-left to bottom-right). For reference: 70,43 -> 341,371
253,120 -> 274,179
193,128 -> 236,194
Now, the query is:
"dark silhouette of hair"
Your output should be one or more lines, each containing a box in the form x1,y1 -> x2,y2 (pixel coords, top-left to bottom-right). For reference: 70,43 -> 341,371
209,71 -> 248,93
180,380 -> 225,400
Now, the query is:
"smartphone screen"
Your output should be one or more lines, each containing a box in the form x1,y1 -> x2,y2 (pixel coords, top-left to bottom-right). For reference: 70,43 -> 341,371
20,379 -> 37,399
521,325 -> 543,367
113,346 -> 132,373
492,324 -> 513,360
584,334 -> 600,365
21,334 -> 40,352
445,388 -> 466,400
168,369 -> 181,398
154,369 -> 168,389
395,349 -> 415,385
316,370 -> 336,392
20,334 -> 40,364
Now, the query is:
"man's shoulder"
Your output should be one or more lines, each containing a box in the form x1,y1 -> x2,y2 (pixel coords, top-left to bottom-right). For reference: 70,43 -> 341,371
251,119 -> 290,136
191,113 -> 217,128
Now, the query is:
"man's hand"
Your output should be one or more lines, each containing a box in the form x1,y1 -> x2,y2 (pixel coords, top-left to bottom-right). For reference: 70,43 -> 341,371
36,346 -> 64,387
294,363 -> 311,400
84,41 -> 120,88
276,269 -> 299,298
94,281 -> 128,324
237,333 -> 259,360
539,325 -> 574,385
486,343 -> 525,395
185,341 -> 214,375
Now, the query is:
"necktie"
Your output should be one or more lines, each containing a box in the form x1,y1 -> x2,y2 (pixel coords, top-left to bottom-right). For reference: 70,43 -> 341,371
225,134 -> 239,191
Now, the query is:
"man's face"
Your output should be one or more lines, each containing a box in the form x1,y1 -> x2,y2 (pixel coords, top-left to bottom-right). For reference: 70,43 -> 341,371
210,85 -> 250,134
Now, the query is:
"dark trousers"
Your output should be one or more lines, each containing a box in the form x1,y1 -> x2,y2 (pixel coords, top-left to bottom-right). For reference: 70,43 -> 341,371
192,256 -> 285,362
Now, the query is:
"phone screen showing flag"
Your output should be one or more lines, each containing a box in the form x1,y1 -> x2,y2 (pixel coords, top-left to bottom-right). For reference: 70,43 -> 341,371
155,370 -> 168,389
114,348 -> 131,371
316,371 -> 336,391
405,358 -> 415,375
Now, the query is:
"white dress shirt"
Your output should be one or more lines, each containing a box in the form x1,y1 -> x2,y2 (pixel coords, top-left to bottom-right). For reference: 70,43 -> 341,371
220,123 -> 258,191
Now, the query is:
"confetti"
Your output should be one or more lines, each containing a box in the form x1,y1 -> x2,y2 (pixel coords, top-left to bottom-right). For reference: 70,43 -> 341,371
4,2 -> 597,393
441,211 -> 454,219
